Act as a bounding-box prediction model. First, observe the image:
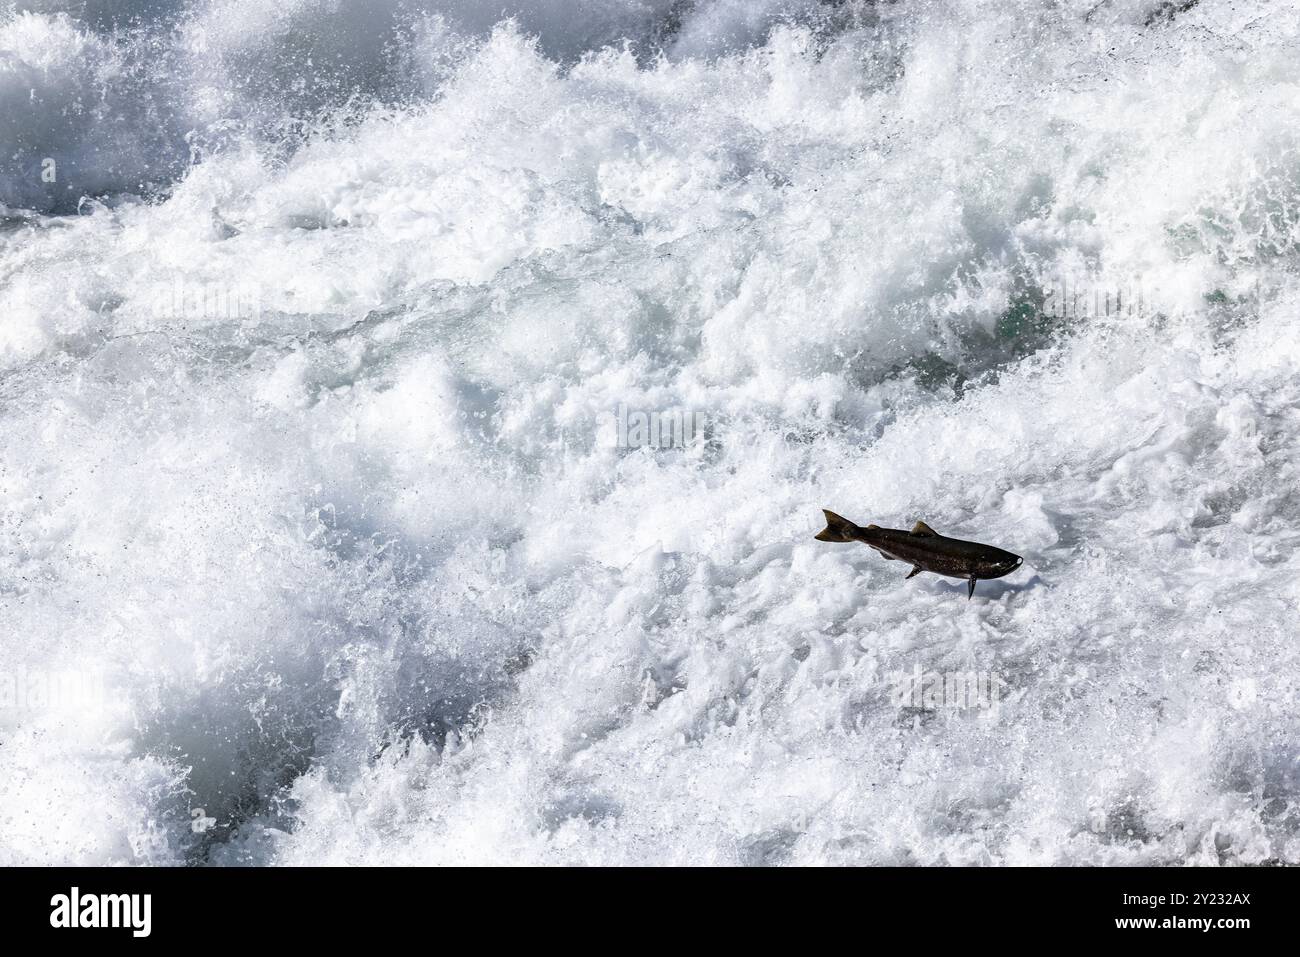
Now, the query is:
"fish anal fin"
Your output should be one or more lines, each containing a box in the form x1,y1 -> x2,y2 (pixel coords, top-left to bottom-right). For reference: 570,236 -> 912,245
911,521 -> 936,536
906,566 -> 922,580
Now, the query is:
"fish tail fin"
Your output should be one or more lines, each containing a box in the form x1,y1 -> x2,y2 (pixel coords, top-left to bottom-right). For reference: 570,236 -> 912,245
815,509 -> 861,543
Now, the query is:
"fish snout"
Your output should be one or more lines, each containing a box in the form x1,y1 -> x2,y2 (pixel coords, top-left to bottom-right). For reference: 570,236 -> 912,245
998,555 -> 1023,575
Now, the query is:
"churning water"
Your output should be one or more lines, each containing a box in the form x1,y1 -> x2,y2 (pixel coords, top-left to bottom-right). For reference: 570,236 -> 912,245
2,0 -> 1299,864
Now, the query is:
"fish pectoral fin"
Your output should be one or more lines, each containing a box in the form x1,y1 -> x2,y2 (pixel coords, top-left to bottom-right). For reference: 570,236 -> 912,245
911,521 -> 937,536
967,577 -> 977,600
905,566 -> 923,580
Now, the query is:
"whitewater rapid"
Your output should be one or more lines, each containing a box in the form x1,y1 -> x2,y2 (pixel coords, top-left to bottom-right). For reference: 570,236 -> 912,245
2,0 -> 1299,865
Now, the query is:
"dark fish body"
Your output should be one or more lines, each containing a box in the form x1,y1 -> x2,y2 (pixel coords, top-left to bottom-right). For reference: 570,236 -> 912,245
814,509 -> 1022,599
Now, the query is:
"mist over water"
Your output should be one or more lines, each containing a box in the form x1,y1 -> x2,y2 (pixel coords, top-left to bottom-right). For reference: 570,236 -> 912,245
2,0 -> 1299,865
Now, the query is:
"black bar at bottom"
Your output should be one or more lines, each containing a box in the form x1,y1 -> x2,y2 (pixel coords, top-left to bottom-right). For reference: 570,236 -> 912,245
0,865 -> 1290,945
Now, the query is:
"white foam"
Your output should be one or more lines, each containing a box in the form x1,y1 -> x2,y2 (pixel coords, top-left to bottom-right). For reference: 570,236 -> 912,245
2,0 -> 1299,865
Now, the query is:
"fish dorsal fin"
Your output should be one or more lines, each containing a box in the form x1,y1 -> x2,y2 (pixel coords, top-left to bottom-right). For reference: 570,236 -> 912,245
911,521 -> 937,536
866,523 -> 880,530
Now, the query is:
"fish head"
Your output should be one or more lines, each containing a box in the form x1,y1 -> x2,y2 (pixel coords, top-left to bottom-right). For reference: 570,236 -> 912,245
991,554 -> 1023,576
